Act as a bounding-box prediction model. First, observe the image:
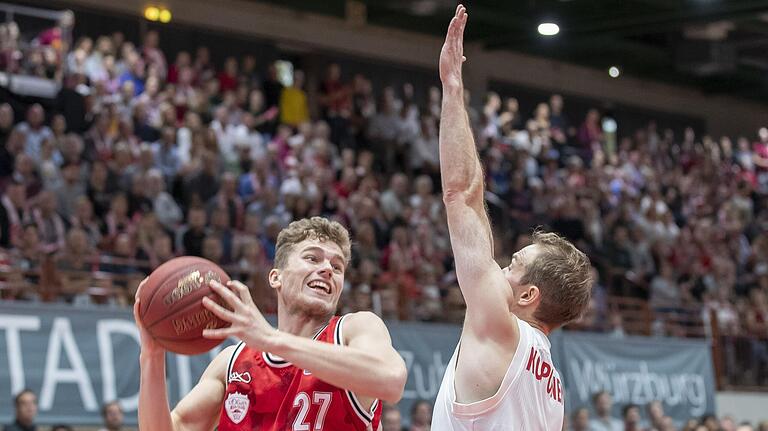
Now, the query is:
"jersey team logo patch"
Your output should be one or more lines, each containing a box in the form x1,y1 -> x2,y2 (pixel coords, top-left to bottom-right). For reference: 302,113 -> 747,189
225,392 -> 249,424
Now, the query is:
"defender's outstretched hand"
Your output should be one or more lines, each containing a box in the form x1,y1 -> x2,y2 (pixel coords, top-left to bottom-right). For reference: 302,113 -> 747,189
439,4 -> 468,89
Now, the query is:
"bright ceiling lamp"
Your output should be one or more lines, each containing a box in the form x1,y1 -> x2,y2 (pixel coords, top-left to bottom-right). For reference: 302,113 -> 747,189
537,22 -> 560,36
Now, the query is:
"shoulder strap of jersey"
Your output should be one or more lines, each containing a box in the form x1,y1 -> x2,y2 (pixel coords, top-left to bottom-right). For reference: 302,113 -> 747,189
226,341 -> 247,384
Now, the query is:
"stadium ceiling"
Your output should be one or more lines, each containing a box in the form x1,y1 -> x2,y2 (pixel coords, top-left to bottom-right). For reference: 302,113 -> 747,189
254,0 -> 768,104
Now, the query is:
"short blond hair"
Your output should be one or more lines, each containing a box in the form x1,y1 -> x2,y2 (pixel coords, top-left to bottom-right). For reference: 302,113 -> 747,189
521,230 -> 593,328
274,217 -> 351,269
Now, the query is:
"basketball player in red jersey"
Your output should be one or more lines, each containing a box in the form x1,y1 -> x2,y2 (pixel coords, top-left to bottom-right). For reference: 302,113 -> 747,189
134,217 -> 407,431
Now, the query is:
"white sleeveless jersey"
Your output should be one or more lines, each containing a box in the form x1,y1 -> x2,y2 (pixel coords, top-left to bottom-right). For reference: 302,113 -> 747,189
432,319 -> 564,431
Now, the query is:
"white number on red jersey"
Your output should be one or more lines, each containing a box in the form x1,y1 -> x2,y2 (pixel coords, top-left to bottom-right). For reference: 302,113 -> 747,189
292,391 -> 333,431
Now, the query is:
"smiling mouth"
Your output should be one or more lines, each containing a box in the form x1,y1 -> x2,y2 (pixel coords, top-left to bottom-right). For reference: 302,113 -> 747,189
307,280 -> 332,294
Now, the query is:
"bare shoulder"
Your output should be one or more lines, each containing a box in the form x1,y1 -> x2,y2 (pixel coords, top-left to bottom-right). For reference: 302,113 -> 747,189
344,311 -> 385,326
341,312 -> 392,344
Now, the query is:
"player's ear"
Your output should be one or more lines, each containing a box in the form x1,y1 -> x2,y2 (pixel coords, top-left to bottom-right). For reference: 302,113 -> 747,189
518,285 -> 540,306
268,268 -> 282,289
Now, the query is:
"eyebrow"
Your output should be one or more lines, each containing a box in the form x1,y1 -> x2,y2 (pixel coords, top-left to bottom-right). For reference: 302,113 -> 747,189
302,246 -> 345,264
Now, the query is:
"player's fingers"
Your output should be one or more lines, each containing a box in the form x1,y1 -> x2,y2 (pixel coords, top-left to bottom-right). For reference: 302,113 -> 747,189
132,298 -> 142,324
455,3 -> 461,17
209,279 -> 246,311
227,280 -> 255,306
202,327 -> 233,339
445,17 -> 457,42
202,296 -> 238,322
134,277 -> 149,300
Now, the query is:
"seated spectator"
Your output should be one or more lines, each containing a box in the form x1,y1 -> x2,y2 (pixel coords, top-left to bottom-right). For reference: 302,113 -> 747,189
98,400 -> 124,431
178,206 -> 207,257
145,168 -> 183,230
55,161 -> 86,221
183,150 -> 220,208
0,180 -> 31,248
590,391 -> 622,431
15,104 -> 52,164
56,227 -> 97,299
646,400 -> 666,431
102,193 -> 136,250
101,233 -> 140,277
382,403 -> 404,431
3,389 -> 38,431
207,206 -> 234,264
31,191 -> 66,253
622,404 -> 642,431
409,399 -> 432,431
202,234 -> 224,265
207,171 -> 243,230
280,69 -> 309,127
571,407 -> 590,431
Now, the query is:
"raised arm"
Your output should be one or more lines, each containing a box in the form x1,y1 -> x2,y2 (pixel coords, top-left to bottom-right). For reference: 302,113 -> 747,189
202,281 -> 407,404
438,5 -> 518,340
134,280 -> 227,431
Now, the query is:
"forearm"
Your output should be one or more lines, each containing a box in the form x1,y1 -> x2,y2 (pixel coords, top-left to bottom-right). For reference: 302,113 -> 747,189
139,352 -> 176,431
439,85 -> 482,193
269,332 -> 405,402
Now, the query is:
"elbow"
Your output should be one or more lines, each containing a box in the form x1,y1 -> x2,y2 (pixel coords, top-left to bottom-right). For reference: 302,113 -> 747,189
380,362 -> 408,403
443,182 -> 482,207
442,180 -> 472,198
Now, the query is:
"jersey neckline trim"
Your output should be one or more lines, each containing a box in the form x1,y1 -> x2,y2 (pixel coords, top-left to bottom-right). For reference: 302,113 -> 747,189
262,321 -> 330,368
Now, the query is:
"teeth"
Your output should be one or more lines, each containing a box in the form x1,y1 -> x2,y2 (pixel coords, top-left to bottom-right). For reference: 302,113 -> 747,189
308,281 -> 330,293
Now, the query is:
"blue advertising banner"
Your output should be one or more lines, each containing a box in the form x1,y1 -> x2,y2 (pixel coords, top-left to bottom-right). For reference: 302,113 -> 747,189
0,302 -> 715,426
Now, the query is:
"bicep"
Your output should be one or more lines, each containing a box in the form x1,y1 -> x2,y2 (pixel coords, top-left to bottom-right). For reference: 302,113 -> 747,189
171,347 -> 231,431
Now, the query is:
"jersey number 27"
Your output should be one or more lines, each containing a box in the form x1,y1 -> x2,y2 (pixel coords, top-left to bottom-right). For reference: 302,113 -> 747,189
292,391 -> 332,431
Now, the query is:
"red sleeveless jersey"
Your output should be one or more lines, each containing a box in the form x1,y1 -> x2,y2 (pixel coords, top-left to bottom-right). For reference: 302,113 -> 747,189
217,315 -> 382,431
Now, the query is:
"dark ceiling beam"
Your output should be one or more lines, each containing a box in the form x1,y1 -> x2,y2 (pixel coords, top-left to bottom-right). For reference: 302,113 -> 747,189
531,36 -> 671,65
739,57 -> 768,70
484,0 -> 768,48
738,19 -> 768,36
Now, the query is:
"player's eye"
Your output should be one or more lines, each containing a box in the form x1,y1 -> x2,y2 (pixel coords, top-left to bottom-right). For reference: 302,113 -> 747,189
305,255 -> 318,262
332,264 -> 342,272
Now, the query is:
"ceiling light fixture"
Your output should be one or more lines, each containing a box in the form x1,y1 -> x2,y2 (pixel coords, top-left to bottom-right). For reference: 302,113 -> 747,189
537,22 -> 560,36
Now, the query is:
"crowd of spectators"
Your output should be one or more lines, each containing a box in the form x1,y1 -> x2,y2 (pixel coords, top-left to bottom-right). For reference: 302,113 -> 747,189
562,391 -> 768,431
0,25 -> 767,376
0,11 -> 74,81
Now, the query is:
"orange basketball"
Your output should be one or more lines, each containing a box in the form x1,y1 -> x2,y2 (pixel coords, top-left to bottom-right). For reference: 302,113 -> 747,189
138,256 -> 230,355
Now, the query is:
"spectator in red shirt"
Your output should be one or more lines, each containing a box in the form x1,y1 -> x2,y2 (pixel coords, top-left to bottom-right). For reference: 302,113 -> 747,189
167,50 -> 190,84
218,57 -> 239,93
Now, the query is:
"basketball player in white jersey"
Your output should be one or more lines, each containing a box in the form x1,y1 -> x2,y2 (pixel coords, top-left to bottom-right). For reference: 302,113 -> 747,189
433,5 -> 593,430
